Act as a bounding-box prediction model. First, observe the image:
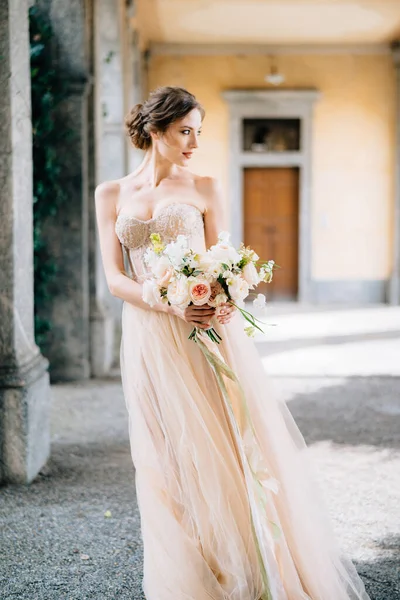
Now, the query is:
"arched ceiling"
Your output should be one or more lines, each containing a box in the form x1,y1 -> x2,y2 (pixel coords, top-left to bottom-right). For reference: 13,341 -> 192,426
136,0 -> 400,47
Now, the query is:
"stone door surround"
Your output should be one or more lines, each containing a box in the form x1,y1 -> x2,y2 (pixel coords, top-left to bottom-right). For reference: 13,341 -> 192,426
222,89 -> 320,302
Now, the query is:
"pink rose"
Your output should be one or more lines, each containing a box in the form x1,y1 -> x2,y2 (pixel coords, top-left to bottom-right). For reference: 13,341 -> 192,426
189,278 -> 212,306
208,281 -> 228,307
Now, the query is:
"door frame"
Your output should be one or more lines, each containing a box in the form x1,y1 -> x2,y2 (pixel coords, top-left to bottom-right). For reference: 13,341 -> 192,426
222,89 -> 320,302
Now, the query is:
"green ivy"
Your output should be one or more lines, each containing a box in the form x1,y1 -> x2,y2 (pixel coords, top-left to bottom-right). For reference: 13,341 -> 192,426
29,6 -> 68,349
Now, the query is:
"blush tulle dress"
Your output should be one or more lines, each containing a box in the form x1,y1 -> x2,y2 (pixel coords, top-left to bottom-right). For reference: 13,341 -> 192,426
115,202 -> 370,600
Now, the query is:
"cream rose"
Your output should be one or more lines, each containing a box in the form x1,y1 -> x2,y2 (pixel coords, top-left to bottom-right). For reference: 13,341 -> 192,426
242,262 -> 260,289
188,278 -> 212,306
166,277 -> 191,308
228,275 -> 249,304
157,267 -> 174,288
151,255 -> 171,279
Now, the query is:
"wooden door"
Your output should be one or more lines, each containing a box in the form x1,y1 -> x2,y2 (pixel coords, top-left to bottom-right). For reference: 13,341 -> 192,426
243,167 -> 299,299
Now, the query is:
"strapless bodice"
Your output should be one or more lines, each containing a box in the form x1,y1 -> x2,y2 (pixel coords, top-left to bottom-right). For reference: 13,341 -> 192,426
115,202 -> 206,282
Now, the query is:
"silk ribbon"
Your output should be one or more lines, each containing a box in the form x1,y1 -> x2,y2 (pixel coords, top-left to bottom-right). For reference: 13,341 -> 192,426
195,330 -> 282,600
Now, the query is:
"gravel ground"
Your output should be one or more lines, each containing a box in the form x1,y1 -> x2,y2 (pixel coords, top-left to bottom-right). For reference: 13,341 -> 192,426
1,375 -> 399,600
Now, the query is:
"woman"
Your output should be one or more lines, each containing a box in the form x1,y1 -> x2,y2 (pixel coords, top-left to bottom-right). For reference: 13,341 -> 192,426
95,86 -> 370,600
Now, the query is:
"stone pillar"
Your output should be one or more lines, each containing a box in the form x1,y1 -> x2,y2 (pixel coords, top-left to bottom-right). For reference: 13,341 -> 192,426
91,0 -> 129,376
0,0 -> 51,483
390,42 -> 400,305
87,0 -> 117,378
126,0 -> 146,172
34,0 -> 92,380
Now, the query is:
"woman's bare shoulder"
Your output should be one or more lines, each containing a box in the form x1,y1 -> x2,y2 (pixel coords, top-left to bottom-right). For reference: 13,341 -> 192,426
94,180 -> 122,220
193,175 -> 223,212
95,179 -> 120,201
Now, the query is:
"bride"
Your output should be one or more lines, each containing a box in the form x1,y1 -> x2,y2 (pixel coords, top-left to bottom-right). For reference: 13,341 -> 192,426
95,86 -> 370,600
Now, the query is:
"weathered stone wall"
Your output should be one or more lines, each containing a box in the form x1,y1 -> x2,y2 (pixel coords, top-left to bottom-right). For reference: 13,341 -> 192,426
0,0 -> 51,483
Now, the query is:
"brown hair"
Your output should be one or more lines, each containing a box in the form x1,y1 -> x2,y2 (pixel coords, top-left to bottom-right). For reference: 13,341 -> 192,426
124,86 -> 205,151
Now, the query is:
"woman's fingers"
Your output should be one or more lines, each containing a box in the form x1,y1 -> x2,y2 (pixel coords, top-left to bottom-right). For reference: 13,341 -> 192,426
185,307 -> 215,321
216,303 -> 236,325
183,304 -> 217,328
192,306 -> 216,315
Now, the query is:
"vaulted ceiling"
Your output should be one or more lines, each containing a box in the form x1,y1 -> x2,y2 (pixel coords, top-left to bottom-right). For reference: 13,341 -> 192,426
136,0 -> 400,47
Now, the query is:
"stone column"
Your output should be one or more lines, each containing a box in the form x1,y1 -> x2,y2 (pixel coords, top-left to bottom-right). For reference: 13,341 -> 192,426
34,0 -> 92,380
390,42 -> 400,305
91,0 -> 129,376
87,0 -> 118,378
0,0 -> 51,483
126,0 -> 146,172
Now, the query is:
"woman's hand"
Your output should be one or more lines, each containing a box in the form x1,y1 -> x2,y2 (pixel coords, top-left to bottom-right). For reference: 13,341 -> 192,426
215,302 -> 237,325
170,304 -> 216,330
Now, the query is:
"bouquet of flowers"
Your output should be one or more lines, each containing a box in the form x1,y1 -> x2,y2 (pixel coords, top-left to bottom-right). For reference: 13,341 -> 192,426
142,231 -> 277,344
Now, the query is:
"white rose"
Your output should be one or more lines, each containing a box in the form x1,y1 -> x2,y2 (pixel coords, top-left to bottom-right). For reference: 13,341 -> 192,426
228,276 -> 249,304
167,277 -> 191,308
142,279 -> 161,307
197,252 -> 214,269
242,262 -> 260,289
209,243 -> 241,266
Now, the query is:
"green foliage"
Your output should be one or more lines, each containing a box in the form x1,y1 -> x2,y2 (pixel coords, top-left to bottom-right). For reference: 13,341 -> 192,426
29,6 -> 68,348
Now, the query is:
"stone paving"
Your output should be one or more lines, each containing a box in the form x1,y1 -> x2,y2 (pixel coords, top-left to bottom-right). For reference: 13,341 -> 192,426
1,305 -> 399,600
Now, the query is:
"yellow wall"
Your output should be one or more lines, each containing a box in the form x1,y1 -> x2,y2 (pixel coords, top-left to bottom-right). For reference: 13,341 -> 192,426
148,53 -> 396,280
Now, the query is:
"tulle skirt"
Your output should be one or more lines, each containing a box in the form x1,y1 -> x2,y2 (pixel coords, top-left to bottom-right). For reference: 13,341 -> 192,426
120,302 -> 370,600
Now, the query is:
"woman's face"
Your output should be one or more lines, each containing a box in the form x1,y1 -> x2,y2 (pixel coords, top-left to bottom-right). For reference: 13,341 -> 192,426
151,108 -> 202,167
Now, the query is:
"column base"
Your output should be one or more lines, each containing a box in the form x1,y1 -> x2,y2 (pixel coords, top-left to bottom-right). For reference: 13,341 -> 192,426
0,353 -> 51,484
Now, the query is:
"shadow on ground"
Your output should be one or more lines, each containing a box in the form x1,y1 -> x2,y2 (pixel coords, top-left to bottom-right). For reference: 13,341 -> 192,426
0,378 -> 399,599
287,377 -> 400,450
355,535 -> 400,600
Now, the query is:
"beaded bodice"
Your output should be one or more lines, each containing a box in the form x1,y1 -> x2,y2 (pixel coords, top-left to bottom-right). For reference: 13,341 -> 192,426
115,202 -> 206,282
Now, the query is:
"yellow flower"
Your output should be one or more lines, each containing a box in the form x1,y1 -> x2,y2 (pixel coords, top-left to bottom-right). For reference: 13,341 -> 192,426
150,233 -> 165,255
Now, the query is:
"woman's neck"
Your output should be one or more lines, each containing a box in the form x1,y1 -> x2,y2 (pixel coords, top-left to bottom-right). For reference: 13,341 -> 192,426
135,146 -> 179,188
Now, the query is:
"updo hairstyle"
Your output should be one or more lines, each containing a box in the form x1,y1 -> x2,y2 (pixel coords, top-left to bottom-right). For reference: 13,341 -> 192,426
124,86 -> 205,151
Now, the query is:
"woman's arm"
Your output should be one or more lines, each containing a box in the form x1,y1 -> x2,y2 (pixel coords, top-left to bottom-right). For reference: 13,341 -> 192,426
198,177 -> 226,249
94,181 -> 168,313
94,181 -> 216,329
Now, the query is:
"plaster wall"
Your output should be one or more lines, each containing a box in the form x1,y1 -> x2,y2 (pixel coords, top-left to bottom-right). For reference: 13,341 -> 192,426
148,52 -> 396,282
